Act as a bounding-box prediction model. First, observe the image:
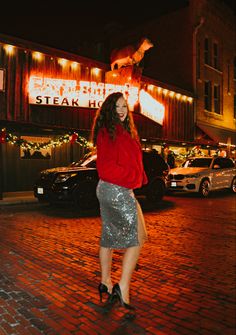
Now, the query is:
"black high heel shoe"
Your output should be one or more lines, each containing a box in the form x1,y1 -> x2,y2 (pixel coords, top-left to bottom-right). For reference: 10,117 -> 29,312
112,283 -> 135,310
98,283 -> 111,302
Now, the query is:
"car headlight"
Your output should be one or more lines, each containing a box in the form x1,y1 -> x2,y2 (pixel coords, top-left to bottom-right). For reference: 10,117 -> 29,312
55,173 -> 77,183
184,173 -> 200,178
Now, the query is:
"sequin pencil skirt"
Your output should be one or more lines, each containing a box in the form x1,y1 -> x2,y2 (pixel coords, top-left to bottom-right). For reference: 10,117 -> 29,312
96,179 -> 147,249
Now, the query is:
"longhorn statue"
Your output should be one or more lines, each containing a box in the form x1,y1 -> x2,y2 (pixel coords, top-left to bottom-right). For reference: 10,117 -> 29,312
110,37 -> 154,71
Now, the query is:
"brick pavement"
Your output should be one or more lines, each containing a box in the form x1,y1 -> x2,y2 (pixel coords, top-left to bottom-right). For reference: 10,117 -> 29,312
0,195 -> 235,335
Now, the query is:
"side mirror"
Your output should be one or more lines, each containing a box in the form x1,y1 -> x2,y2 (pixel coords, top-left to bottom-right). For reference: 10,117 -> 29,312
213,164 -> 220,169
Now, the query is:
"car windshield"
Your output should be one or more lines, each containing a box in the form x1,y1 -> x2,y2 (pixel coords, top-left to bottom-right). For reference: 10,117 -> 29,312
80,155 -> 97,167
183,158 -> 212,168
69,153 -> 97,168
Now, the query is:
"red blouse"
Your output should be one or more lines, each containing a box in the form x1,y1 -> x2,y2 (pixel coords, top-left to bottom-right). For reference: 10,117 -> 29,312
96,125 -> 148,189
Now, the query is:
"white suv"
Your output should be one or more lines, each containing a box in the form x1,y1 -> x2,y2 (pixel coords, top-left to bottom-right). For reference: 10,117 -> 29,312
166,156 -> 236,197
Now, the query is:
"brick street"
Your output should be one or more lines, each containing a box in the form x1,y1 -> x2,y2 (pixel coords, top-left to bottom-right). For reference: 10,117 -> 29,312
0,192 -> 235,335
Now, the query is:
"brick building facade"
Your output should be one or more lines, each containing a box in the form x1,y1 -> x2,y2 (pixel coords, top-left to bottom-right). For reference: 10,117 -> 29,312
108,0 -> 236,154
0,33 -> 194,195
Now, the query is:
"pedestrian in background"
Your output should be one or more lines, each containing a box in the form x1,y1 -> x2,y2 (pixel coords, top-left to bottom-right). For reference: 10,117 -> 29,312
91,92 -> 148,310
167,150 -> 175,168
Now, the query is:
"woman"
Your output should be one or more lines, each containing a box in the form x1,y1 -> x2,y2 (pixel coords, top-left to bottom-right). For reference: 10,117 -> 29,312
91,92 -> 148,310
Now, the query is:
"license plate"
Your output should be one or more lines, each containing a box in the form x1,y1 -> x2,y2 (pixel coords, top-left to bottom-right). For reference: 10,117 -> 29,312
171,181 -> 177,187
37,187 -> 44,194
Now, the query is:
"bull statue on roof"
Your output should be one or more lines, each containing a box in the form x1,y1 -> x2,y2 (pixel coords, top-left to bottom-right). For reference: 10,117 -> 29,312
110,37 -> 154,71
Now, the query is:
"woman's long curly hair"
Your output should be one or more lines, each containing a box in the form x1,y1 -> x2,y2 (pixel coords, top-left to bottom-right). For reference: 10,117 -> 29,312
91,92 -> 138,145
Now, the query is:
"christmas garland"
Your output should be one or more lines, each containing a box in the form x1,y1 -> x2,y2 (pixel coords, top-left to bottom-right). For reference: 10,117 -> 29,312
0,128 -> 92,149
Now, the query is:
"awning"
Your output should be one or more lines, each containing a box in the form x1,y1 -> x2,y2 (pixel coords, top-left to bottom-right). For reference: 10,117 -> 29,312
196,123 -> 236,146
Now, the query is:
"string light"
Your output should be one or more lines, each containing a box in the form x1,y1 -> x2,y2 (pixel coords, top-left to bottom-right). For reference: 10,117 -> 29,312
91,67 -> 101,76
32,51 -> 43,61
58,58 -> 68,67
3,130 -> 90,149
71,62 -> 79,70
4,44 -> 15,55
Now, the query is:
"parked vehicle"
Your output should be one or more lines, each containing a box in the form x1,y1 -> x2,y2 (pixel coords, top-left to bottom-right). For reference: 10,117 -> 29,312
166,156 -> 236,197
34,149 -> 169,209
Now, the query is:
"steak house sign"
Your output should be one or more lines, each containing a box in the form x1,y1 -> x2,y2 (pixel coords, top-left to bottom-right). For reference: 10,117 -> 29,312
28,76 -> 165,125
28,76 -> 139,110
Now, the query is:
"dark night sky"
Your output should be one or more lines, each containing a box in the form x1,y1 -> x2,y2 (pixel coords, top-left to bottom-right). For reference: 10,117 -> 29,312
0,1 -> 189,41
0,0 -> 235,53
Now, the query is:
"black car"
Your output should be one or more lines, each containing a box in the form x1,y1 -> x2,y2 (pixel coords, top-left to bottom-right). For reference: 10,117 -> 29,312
34,149 -> 169,209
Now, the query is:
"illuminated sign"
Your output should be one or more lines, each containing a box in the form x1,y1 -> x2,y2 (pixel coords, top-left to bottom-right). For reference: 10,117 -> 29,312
139,89 -> 165,125
28,76 -> 165,125
28,76 -> 139,110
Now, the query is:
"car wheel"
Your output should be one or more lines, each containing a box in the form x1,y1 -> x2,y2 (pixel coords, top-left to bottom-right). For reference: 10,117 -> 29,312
198,179 -> 210,197
146,179 -> 165,202
231,177 -> 236,193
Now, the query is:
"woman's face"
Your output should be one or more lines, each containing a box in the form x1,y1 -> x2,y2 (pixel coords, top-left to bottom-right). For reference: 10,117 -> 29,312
115,96 -> 128,122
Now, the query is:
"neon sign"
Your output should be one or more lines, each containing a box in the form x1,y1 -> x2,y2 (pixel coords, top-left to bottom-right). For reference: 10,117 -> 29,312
139,89 -> 165,125
28,76 -> 165,125
28,76 -> 139,110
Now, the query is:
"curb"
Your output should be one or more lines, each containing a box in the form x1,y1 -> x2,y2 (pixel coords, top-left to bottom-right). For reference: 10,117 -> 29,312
0,197 -> 38,206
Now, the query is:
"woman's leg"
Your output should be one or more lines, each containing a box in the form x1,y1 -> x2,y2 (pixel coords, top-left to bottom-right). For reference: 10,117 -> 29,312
118,201 -> 147,304
119,245 -> 141,304
99,246 -> 113,293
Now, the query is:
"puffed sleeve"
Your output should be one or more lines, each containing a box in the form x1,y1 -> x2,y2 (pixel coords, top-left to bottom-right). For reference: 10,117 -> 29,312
96,129 -> 139,188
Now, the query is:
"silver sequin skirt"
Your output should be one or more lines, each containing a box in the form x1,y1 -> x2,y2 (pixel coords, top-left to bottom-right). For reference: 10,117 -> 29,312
96,179 -> 147,249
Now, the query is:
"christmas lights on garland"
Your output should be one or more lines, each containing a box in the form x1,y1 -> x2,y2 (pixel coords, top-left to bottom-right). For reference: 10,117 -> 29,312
0,128 -> 93,149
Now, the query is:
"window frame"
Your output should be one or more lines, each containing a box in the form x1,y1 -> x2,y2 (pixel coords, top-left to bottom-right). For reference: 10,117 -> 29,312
204,80 -> 212,111
213,84 -> 220,114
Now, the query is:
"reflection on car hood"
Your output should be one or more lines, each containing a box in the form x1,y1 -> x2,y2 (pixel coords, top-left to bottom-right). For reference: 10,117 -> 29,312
41,166 -> 95,174
170,167 -> 208,174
